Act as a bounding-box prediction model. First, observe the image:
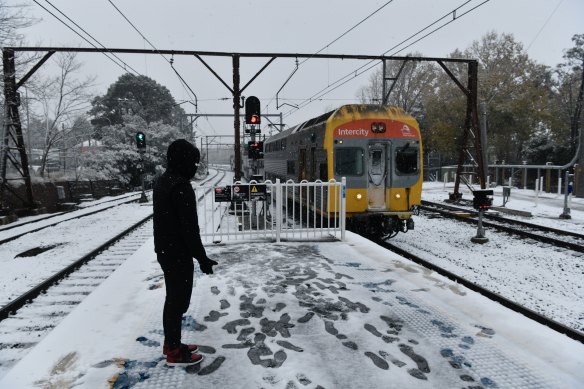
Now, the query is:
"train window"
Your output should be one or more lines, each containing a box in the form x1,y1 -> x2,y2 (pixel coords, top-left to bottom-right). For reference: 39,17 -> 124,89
395,145 -> 418,174
335,148 -> 364,176
370,150 -> 383,175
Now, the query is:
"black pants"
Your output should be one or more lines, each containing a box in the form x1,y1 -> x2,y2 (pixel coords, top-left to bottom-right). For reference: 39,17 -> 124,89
158,255 -> 194,349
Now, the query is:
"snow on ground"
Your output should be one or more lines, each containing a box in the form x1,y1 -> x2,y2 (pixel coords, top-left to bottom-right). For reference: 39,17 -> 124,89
1,235 -> 583,387
0,180 -> 583,388
0,191 -> 145,241
0,203 -> 152,306
404,182 -> 584,331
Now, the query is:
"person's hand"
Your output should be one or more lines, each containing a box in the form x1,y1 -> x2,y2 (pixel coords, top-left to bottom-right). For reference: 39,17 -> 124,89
199,257 -> 218,275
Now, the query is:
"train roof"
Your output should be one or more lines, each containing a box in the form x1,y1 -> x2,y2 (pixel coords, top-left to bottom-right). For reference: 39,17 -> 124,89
265,104 -> 412,144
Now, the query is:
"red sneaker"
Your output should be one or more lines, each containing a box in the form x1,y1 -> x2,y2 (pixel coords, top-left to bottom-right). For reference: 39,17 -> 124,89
163,343 -> 199,356
165,347 -> 204,366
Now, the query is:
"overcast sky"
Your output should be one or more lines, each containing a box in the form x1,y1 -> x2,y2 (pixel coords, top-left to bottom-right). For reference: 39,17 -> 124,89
19,0 -> 584,137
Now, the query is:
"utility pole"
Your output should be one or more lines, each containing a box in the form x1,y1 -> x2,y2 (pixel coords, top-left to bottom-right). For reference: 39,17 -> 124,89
233,54 -> 241,182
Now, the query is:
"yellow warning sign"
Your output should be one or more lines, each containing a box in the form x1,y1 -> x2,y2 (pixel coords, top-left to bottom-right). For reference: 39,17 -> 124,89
251,186 -> 258,193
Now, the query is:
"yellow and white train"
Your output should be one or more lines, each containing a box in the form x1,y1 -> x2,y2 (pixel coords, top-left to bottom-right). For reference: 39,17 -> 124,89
262,104 -> 423,239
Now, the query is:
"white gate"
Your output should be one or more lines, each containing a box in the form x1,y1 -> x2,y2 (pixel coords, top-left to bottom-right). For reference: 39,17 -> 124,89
196,178 -> 346,243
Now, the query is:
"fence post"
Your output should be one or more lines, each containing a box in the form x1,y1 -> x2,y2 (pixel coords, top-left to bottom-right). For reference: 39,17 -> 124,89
275,178 -> 281,243
341,177 -> 346,241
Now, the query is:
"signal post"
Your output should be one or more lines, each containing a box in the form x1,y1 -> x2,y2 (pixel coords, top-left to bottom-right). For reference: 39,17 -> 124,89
245,96 -> 264,228
136,132 -> 148,203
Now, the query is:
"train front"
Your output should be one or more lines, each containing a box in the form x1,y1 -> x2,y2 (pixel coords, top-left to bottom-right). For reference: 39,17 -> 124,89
325,105 -> 423,239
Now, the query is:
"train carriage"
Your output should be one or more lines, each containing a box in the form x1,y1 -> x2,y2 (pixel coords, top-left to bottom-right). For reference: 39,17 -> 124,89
263,104 -> 422,239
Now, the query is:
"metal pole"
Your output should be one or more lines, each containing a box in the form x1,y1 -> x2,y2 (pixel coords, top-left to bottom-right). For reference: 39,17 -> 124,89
479,102 -> 488,183
341,177 -> 346,241
233,54 -> 241,181
471,209 -> 488,243
139,151 -> 147,203
381,59 -> 386,105
560,171 -> 573,219
2,48 -> 34,210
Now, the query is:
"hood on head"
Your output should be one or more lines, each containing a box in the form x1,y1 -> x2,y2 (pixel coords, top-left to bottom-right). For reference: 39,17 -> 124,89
166,139 -> 200,179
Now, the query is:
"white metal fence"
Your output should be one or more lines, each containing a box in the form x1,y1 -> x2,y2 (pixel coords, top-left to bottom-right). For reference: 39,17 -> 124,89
196,178 -> 346,243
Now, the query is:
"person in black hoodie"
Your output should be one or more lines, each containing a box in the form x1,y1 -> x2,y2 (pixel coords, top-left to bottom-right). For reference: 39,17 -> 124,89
153,139 -> 218,366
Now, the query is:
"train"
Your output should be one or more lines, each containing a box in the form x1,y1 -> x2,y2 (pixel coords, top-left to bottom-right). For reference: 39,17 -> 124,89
247,104 -> 423,239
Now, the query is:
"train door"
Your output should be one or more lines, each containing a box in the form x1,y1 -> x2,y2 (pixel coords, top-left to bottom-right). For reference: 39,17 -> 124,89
309,147 -> 316,181
367,142 -> 387,210
298,148 -> 307,181
298,148 -> 308,206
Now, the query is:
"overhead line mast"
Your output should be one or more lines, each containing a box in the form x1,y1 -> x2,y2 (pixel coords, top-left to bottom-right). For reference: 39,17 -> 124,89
2,47 -> 485,211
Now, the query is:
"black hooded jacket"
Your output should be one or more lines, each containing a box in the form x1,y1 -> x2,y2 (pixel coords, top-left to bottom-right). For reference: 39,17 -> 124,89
153,139 -> 207,264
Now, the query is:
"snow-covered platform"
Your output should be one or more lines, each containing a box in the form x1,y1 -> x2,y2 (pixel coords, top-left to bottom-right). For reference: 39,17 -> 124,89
1,233 -> 583,388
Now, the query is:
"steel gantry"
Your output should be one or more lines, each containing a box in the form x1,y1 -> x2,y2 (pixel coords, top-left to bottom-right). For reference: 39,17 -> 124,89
2,46 -> 485,211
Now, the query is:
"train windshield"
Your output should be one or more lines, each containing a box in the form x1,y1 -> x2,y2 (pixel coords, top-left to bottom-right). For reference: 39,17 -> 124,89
395,144 -> 419,174
335,148 -> 364,176
370,150 -> 383,175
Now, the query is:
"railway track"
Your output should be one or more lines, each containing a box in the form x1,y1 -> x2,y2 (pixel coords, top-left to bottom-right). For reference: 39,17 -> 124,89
0,217 -> 154,374
0,192 -> 150,246
421,200 -> 584,253
377,238 -> 584,344
0,191 -> 144,234
0,170 -> 226,375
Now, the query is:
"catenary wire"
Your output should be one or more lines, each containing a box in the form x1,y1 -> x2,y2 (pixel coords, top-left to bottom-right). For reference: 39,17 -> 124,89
526,0 -> 565,51
32,0 -> 140,75
287,0 -> 478,115
265,0 -> 397,112
106,0 -> 200,113
283,0 -> 490,118
42,0 -> 142,76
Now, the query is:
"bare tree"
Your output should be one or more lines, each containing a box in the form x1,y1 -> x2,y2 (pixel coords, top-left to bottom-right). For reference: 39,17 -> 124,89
356,53 -> 436,116
28,52 -> 95,177
0,0 -> 36,45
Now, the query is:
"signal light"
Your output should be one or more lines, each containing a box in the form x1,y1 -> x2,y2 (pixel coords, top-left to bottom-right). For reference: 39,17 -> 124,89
472,190 -> 493,210
247,141 -> 264,159
245,96 -> 261,125
136,132 -> 146,149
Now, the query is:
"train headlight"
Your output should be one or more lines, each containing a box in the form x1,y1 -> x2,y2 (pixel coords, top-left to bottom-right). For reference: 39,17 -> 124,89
395,193 -> 401,199
356,193 -> 363,200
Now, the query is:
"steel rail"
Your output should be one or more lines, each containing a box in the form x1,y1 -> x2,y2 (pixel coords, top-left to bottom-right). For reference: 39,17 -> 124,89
0,192 -> 143,233
0,194 -> 147,246
0,171 -> 226,323
378,239 -> 584,344
0,214 -> 153,321
422,200 -> 584,239
420,201 -> 584,253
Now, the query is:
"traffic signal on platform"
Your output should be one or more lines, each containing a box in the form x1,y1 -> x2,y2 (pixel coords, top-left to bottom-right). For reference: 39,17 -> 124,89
136,132 -> 146,149
245,96 -> 261,125
247,141 -> 264,159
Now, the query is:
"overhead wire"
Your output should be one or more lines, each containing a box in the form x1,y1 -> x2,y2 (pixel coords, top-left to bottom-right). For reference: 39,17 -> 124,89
265,0 -> 396,111
283,0 -> 491,118
32,0 -> 141,75
526,0 -> 564,51
106,0 -> 200,115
